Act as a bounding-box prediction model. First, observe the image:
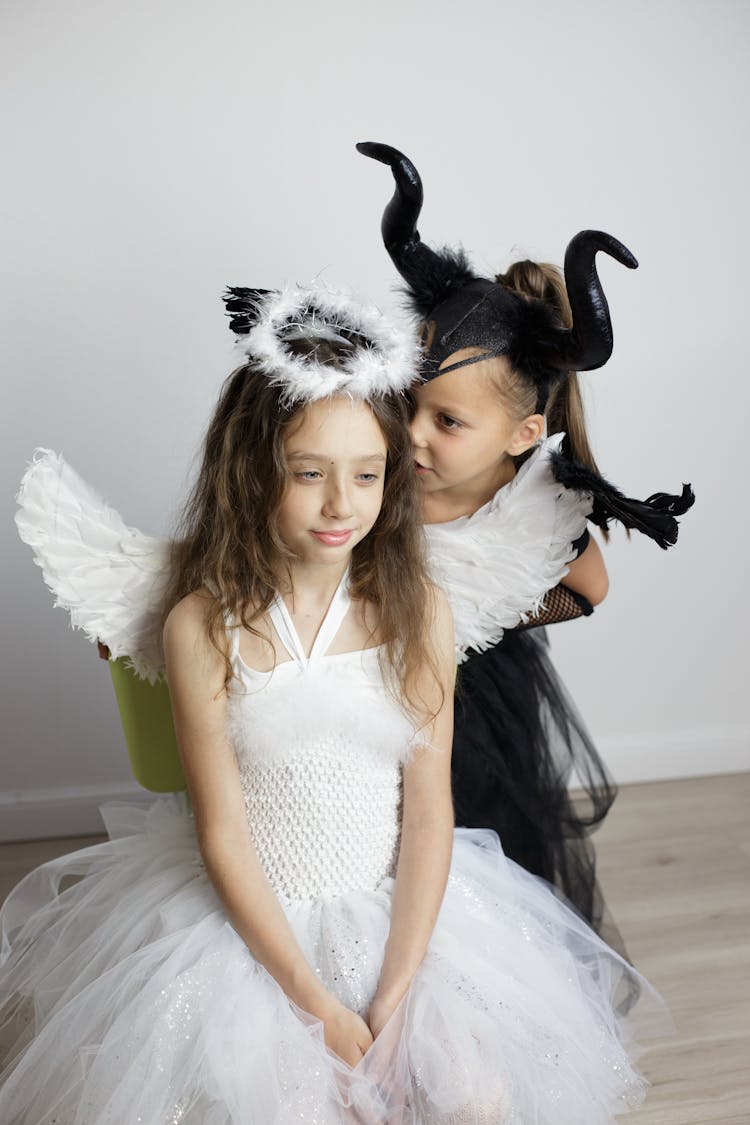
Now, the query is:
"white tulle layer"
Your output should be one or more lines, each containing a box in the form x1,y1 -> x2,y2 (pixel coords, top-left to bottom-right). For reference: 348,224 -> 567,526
0,800 -> 665,1125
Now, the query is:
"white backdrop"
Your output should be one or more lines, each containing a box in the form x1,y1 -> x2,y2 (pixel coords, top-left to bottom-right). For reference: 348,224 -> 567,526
2,0 -> 748,839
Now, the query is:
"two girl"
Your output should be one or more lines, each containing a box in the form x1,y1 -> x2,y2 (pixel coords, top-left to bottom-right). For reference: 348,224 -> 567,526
2,284 -> 661,1122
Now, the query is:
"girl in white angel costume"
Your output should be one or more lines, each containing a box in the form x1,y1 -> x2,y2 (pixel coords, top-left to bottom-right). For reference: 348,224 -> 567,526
3,284 -> 666,1122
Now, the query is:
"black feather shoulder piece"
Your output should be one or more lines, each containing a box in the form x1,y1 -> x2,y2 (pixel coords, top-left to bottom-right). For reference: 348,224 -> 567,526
549,451 -> 695,549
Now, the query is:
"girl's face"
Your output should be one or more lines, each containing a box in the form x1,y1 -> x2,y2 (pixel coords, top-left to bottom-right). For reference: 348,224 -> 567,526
277,396 -> 388,568
410,351 -> 539,507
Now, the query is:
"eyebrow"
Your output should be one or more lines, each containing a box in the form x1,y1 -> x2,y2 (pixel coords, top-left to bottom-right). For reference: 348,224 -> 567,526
286,451 -> 387,462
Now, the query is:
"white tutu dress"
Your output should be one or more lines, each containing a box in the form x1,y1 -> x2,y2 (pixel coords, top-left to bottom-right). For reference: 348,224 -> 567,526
0,566 -> 664,1124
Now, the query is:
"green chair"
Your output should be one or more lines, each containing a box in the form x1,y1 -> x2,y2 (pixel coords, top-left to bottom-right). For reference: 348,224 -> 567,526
108,658 -> 186,792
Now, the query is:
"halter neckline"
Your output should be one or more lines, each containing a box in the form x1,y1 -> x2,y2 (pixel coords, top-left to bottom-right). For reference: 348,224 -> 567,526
269,570 -> 352,670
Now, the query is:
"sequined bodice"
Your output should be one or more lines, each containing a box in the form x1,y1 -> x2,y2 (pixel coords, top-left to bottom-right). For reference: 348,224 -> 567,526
226,578 -> 415,904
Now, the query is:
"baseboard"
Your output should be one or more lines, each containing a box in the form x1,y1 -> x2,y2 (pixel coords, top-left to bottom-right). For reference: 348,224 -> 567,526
0,782 -> 148,842
597,726 -> 750,785
2,727 -> 748,842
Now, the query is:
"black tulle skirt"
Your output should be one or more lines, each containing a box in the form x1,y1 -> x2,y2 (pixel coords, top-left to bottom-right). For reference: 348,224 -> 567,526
451,628 -> 627,958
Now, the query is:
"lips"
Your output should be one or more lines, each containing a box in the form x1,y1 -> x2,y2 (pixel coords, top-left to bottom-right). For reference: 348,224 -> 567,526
311,529 -> 354,546
415,461 -> 433,474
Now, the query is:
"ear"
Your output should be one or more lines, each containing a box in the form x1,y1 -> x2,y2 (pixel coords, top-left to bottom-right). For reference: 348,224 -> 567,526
507,413 -> 545,456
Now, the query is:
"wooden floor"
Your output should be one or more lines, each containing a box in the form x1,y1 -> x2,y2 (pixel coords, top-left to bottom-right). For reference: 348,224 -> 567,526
594,773 -> 750,1124
1,773 -> 748,1122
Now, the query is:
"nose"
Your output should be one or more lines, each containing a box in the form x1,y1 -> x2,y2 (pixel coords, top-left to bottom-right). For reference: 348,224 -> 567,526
409,410 -> 428,448
321,478 -> 353,521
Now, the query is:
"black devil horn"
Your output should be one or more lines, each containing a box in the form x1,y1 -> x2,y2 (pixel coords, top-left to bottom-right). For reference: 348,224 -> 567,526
556,231 -> 638,372
356,142 -> 425,256
356,141 -> 475,318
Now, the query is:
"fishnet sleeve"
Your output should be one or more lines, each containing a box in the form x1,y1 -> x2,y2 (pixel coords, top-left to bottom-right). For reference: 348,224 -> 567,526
516,584 -> 594,631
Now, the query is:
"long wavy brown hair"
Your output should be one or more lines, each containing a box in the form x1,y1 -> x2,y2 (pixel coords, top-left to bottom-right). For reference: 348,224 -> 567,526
163,335 -> 440,717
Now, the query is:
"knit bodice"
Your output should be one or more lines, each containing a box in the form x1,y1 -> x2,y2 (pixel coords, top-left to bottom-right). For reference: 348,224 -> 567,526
226,576 -> 416,904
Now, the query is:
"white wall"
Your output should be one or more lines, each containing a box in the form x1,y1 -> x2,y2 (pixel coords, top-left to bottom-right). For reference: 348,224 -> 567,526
2,0 -> 748,839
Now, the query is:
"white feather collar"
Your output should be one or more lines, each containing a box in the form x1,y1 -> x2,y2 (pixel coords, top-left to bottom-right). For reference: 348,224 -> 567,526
424,434 -> 593,661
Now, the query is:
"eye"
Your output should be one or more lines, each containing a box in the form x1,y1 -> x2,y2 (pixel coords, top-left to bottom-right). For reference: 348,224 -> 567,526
437,412 -> 463,431
296,470 -> 322,481
357,472 -> 381,484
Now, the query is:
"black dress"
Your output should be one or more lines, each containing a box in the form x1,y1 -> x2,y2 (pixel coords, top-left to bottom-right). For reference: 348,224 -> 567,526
424,436 -> 625,955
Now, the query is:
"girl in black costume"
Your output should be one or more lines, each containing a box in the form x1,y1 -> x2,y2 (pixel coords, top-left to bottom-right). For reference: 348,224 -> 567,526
358,142 -> 694,952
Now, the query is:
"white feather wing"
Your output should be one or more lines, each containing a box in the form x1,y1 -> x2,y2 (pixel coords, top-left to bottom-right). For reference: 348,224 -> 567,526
15,436 -> 591,677
15,449 -> 171,682
426,434 -> 592,662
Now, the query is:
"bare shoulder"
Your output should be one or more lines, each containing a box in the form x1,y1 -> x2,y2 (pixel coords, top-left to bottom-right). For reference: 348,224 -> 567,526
424,582 -> 454,673
163,590 -> 221,672
356,585 -> 452,648
427,582 -> 453,633
164,590 -> 211,642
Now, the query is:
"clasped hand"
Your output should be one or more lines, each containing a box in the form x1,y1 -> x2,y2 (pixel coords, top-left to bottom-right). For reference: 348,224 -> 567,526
322,992 -> 401,1068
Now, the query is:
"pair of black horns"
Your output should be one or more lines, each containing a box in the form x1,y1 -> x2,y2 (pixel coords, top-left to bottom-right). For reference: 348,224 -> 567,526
356,141 -> 637,373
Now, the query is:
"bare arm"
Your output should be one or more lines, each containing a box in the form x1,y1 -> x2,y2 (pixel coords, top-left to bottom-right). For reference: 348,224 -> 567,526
369,588 -> 455,1035
163,595 -> 373,1065
562,534 -> 609,607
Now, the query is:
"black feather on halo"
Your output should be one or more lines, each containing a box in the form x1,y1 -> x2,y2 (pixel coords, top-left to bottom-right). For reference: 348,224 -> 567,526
223,287 -> 275,335
549,451 -> 696,549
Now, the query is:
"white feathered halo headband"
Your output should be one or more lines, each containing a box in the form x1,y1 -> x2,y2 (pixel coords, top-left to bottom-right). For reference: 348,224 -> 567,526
223,284 -> 419,405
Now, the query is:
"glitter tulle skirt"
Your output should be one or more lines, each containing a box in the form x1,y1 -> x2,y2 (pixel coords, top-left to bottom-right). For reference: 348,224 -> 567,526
0,799 -> 666,1124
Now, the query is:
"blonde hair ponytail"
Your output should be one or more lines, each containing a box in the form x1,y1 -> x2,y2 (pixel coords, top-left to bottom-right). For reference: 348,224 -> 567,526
496,260 -> 601,477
